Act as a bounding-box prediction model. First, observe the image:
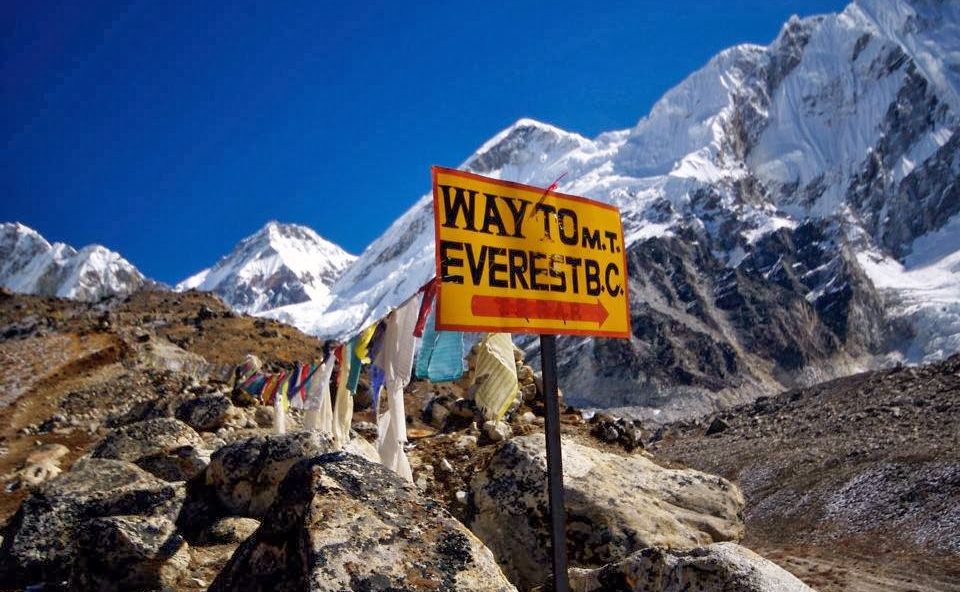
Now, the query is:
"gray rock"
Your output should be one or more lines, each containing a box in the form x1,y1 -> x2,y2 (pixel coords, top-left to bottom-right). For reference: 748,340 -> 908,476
71,515 -> 191,591
136,445 -> 211,482
470,435 -> 745,589
205,431 -> 335,517
93,417 -> 207,481
209,452 -> 516,592
569,542 -> 813,592
176,393 -> 234,432
0,459 -> 185,588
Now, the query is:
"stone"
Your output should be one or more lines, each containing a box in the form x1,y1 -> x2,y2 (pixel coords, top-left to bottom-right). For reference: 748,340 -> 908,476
568,542 -> 813,592
706,417 -> 731,436
205,431 -> 335,517
455,435 -> 478,450
470,435 -> 745,589
203,517 -> 261,545
620,426 -> 644,451
208,453 -> 516,592
176,393 -> 235,432
70,515 -> 191,591
136,445 -> 211,483
0,459 -> 185,588
93,417 -> 207,481
520,383 -> 539,402
517,365 -> 536,385
17,460 -> 62,488
427,398 -> 452,429
483,420 -> 513,443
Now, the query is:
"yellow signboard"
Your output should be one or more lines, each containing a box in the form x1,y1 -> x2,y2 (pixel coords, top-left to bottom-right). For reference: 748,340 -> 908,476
432,166 -> 630,338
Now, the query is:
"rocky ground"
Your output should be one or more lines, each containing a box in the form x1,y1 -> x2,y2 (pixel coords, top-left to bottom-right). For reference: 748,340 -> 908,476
652,356 -> 960,591
0,287 -> 954,591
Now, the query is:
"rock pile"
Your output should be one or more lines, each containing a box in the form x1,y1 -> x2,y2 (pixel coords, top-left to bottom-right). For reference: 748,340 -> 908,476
421,342 -> 542,439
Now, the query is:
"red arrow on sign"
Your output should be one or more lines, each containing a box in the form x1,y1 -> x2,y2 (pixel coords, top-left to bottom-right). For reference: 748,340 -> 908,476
471,295 -> 610,327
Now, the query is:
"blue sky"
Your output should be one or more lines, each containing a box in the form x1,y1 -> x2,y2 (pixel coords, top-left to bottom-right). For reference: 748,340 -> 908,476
2,0 -> 848,284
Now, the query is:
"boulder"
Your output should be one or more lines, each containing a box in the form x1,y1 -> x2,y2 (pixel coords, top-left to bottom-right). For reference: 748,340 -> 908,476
205,431 -> 335,517
176,393 -> 235,432
71,515 -> 191,591
209,452 -> 516,592
93,417 -> 207,481
470,435 -> 745,589
568,543 -> 813,592
0,458 -> 185,588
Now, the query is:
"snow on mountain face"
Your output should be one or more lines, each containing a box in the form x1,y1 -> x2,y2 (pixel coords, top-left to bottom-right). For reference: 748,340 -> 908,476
176,221 -> 355,314
267,0 -> 960,416
0,223 -> 146,301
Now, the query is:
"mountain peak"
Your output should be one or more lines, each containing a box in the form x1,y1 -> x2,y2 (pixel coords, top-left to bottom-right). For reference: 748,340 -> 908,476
0,222 -> 145,301
176,221 -> 356,314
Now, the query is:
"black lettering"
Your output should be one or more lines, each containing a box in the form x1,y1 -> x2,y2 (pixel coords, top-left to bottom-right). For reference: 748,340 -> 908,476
501,196 -> 530,238
585,259 -> 602,296
508,249 -> 529,290
558,208 -> 578,245
548,256 -> 566,292
604,230 -> 619,252
530,251 -> 548,290
581,226 -> 601,250
465,244 -> 487,285
535,203 -> 556,238
605,263 -> 621,296
488,247 -> 508,288
439,240 -> 464,284
440,185 -> 478,231
481,194 -> 509,236
565,256 -> 582,293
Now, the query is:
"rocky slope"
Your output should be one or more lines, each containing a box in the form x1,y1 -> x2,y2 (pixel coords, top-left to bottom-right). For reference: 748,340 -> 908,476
0,222 -> 147,302
652,354 -> 960,592
0,289 -> 818,591
258,0 -> 960,420
176,221 -> 355,314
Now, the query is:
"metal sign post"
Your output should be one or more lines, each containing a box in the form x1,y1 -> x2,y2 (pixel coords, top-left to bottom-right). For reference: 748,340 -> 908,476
430,166 -> 631,592
539,334 -> 569,592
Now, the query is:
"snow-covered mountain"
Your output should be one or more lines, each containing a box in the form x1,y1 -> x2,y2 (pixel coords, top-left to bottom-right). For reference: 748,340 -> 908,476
176,221 -> 355,314
0,222 -> 146,301
266,0 -> 960,418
